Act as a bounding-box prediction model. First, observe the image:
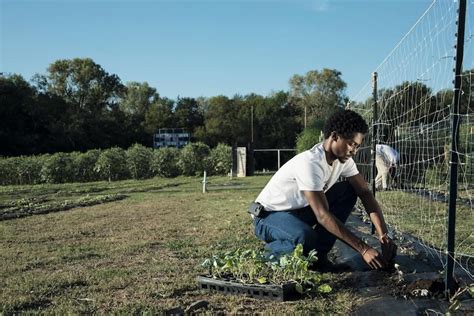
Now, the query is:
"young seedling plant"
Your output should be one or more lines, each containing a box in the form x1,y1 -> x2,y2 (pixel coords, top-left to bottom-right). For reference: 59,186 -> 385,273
201,244 -> 332,295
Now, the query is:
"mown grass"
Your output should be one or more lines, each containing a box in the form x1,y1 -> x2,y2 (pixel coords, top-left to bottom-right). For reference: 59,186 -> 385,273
377,190 -> 473,257
0,175 -> 355,314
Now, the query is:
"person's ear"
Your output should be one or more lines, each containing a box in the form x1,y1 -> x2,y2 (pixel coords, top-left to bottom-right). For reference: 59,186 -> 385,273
331,132 -> 338,141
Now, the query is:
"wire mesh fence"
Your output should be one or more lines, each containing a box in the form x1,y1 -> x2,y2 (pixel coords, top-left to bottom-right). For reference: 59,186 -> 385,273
350,0 -> 473,279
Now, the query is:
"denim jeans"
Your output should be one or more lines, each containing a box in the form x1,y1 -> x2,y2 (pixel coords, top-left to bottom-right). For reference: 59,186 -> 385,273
253,181 -> 357,258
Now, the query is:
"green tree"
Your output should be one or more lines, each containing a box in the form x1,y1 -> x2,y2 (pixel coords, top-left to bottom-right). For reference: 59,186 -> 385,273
459,69 -> 473,115
43,58 -> 127,150
174,97 -> 204,137
237,93 -> 265,146
383,81 -> 433,125
144,97 -> 175,134
120,82 -> 159,117
119,81 -> 160,144
253,91 -> 301,149
289,69 -> 347,126
0,74 -> 37,156
46,58 -> 124,113
204,95 -> 240,146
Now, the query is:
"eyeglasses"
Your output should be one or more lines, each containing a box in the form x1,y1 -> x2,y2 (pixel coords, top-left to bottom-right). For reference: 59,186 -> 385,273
344,138 -> 361,151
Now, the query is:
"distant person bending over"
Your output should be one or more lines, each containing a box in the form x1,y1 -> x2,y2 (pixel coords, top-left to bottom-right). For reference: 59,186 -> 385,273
249,110 -> 397,271
375,144 -> 400,190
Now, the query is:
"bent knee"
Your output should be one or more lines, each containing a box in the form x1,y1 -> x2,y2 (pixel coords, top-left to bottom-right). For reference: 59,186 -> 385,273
293,228 -> 318,254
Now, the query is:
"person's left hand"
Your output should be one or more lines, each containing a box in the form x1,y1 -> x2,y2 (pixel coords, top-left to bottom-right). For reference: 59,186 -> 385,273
380,234 -> 397,262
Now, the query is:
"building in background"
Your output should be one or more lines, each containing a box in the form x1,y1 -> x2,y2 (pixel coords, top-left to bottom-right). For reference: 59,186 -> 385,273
153,128 -> 190,148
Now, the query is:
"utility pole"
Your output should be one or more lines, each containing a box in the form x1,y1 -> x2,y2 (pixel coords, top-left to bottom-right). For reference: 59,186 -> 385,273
251,104 -> 254,143
304,105 -> 307,129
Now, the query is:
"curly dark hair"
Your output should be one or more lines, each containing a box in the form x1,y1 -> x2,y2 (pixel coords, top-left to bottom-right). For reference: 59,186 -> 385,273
322,109 -> 368,139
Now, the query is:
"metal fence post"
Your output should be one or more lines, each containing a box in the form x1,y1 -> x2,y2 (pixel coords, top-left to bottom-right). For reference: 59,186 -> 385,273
371,72 -> 378,235
277,150 -> 281,170
445,0 -> 466,299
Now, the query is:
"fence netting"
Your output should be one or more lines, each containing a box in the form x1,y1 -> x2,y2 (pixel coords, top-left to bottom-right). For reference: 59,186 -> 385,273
350,0 -> 473,278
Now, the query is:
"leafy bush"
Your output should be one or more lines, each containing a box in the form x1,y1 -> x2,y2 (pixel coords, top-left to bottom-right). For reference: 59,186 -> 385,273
0,157 -> 18,185
178,142 -> 211,176
40,153 -> 75,183
126,144 -> 153,179
150,147 -> 180,178
72,150 -> 101,182
296,128 -> 323,153
296,119 -> 325,154
94,147 -> 129,181
208,143 -> 232,175
0,155 -> 43,185
16,155 -> 43,185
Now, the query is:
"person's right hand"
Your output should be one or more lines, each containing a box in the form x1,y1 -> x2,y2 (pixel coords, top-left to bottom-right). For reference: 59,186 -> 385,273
380,235 -> 397,262
361,247 -> 387,270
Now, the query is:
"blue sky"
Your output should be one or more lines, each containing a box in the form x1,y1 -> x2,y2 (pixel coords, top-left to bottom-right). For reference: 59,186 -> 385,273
1,0 -> 433,100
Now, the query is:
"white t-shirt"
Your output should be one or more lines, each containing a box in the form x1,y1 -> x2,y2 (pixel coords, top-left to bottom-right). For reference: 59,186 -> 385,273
376,144 -> 399,167
255,143 -> 359,211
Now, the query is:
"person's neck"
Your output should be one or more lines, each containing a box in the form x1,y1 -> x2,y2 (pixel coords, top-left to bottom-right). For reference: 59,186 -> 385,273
322,138 -> 336,166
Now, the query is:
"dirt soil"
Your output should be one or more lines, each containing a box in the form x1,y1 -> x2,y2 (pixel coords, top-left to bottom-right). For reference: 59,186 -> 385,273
331,213 -> 474,315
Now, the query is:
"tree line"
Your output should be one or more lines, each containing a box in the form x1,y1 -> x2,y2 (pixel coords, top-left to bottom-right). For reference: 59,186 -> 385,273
0,58 -> 348,157
2,57 -> 470,159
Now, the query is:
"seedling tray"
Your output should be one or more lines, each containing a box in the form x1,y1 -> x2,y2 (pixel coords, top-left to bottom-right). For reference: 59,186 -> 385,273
196,275 -> 299,301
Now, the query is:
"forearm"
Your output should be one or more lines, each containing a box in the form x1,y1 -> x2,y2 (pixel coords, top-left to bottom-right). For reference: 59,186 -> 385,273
304,190 -> 370,255
318,212 -> 369,254
359,191 -> 388,237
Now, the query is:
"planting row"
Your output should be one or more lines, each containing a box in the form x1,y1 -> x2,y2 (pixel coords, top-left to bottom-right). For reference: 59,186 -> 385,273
0,194 -> 127,221
0,143 -> 231,185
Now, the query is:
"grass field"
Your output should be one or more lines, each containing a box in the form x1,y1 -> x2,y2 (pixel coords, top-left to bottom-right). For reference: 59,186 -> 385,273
0,176 -> 355,314
2,175 -> 471,313
376,190 -> 473,257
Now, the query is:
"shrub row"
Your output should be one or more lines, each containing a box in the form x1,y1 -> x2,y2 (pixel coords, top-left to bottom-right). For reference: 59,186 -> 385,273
0,142 -> 232,185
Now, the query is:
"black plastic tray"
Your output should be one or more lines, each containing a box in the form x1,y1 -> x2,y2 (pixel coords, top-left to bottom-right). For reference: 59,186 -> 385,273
196,275 -> 299,301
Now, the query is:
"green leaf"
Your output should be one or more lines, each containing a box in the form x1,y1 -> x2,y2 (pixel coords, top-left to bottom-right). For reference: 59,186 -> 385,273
468,285 -> 474,296
295,283 -> 304,294
293,244 -> 304,258
222,261 -> 232,269
449,300 -> 460,312
318,284 -> 332,293
257,277 -> 267,284
201,259 -> 211,268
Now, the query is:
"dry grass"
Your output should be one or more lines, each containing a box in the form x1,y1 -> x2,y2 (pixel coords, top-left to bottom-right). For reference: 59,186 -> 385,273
0,176 -> 355,314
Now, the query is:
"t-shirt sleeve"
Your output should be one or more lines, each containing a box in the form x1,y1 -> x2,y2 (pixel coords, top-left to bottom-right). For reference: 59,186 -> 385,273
394,149 -> 400,163
294,159 -> 325,191
341,158 -> 359,178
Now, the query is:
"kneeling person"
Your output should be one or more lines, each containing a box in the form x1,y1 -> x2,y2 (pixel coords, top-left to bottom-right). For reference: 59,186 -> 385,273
251,110 -> 397,270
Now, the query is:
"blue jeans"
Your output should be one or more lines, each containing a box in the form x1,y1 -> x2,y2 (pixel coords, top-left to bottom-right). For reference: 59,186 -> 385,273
253,181 -> 357,258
